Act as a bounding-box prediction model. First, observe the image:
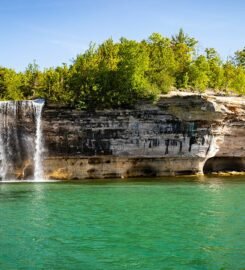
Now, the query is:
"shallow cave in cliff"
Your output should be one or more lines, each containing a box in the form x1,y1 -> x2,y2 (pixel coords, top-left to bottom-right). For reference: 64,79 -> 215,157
203,157 -> 245,174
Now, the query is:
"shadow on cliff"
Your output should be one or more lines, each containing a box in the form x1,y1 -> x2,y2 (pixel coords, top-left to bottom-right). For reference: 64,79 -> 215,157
126,165 -> 158,177
203,157 -> 245,174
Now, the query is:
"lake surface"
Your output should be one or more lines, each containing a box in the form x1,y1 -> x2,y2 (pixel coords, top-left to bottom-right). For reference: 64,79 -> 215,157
0,177 -> 245,270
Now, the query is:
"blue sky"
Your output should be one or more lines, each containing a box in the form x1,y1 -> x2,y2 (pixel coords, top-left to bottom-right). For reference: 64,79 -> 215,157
0,0 -> 244,71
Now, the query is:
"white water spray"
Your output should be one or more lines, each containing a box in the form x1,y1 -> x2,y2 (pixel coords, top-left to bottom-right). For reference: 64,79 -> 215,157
0,126 -> 7,180
33,100 -> 44,181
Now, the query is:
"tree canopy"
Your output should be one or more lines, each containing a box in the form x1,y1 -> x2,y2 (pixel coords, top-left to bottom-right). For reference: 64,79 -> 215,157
0,30 -> 244,109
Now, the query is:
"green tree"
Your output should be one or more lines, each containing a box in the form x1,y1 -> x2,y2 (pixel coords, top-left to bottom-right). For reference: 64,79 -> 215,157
171,28 -> 198,49
171,29 -> 198,88
146,33 -> 176,93
70,43 -> 100,108
21,61 -> 43,98
234,47 -> 245,68
231,67 -> 245,94
205,48 -> 224,90
2,69 -> 23,100
113,38 -> 154,107
0,67 -> 8,99
42,64 -> 73,103
188,55 -> 209,91
96,38 -> 120,107
222,61 -> 236,91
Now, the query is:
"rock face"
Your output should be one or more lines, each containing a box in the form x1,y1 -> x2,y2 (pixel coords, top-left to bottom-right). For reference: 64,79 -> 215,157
42,93 -> 245,179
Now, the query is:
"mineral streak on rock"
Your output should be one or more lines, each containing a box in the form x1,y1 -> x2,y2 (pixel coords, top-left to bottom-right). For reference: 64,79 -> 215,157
42,93 -> 245,179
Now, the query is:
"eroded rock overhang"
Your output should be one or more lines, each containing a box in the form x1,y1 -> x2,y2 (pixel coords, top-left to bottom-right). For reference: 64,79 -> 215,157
42,93 -> 245,179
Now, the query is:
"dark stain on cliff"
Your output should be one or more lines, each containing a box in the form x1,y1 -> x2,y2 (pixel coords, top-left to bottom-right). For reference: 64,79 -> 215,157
189,136 -> 197,152
43,106 -> 213,158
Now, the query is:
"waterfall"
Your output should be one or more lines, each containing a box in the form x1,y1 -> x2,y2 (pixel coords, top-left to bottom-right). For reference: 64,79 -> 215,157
33,100 -> 44,180
0,101 -> 17,180
0,100 -> 45,181
0,123 -> 7,180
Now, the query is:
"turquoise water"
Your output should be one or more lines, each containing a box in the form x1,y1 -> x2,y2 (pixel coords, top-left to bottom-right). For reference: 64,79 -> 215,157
0,177 -> 245,270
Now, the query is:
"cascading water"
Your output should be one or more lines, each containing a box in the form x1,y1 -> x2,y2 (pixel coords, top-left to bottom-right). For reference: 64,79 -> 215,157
0,100 -> 45,181
33,100 -> 44,180
0,123 -> 7,180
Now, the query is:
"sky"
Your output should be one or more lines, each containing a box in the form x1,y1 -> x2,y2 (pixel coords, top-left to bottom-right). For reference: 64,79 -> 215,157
0,0 -> 244,71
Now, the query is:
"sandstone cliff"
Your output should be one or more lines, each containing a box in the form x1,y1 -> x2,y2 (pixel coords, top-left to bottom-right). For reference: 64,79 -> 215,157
41,93 -> 245,179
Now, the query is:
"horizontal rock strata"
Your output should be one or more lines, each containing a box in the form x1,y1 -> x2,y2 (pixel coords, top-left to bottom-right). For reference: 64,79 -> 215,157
42,93 -> 245,179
